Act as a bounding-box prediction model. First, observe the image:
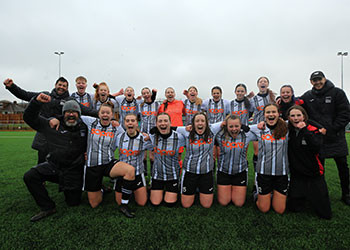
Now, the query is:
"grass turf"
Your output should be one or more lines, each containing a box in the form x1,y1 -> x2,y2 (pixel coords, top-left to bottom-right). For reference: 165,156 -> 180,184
0,131 -> 349,249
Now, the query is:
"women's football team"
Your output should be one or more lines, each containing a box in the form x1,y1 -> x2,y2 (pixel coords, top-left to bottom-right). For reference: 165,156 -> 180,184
60,77 -> 333,219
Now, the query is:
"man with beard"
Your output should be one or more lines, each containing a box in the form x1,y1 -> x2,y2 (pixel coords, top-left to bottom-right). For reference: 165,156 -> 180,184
301,71 -> 350,205
3,77 -> 97,164
23,94 -> 87,222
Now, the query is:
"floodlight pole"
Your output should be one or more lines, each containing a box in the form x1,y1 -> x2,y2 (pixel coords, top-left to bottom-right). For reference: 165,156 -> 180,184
337,51 -> 348,89
54,51 -> 64,77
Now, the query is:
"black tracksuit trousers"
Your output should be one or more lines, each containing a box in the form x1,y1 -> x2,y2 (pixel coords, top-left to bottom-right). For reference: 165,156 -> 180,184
23,162 -> 82,211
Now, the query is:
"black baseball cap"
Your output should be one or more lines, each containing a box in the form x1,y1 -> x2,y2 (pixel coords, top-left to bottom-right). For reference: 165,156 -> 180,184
310,71 -> 325,80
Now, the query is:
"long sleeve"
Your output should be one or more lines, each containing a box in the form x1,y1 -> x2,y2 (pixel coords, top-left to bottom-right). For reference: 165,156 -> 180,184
6,83 -> 39,101
23,98 -> 49,132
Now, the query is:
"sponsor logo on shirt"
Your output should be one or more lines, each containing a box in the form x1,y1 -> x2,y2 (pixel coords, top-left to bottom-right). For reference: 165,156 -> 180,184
142,111 -> 157,116
154,147 -> 176,156
256,105 -> 264,111
81,102 -> 90,107
189,138 -> 213,146
209,108 -> 224,114
121,106 -> 136,111
222,140 -> 244,149
261,134 -> 286,142
231,109 -> 247,116
91,128 -> 115,138
119,149 -> 140,157
185,108 -> 199,115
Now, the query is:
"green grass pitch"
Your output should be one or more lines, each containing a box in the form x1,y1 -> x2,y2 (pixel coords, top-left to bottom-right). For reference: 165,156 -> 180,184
0,131 -> 349,249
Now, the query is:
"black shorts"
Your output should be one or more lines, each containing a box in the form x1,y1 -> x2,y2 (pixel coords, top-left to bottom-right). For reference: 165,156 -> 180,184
181,171 -> 214,195
83,159 -> 119,192
217,170 -> 248,186
114,174 -> 146,192
256,174 -> 288,195
151,179 -> 179,193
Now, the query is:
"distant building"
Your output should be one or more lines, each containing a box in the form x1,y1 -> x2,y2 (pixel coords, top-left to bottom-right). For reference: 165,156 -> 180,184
0,100 -> 27,114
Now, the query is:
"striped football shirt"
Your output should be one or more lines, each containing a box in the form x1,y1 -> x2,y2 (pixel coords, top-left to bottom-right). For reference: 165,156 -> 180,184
116,131 -> 153,175
250,93 -> 273,124
249,125 -> 289,176
183,99 -> 202,126
201,98 -> 230,124
81,116 -> 122,167
71,92 -> 93,108
149,130 -> 186,181
216,130 -> 256,175
116,96 -> 141,128
229,99 -> 251,126
177,123 -> 222,174
139,101 -> 159,133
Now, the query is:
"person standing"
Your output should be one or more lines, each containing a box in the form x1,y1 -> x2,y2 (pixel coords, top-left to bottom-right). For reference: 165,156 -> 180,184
301,71 -> 350,205
71,76 -> 94,108
3,77 -> 97,164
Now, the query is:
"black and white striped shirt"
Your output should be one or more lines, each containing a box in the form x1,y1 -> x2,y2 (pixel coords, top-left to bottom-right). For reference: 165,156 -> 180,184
216,130 -> 255,175
149,131 -> 186,180
178,123 -> 222,174
81,116 -> 122,167
229,99 -> 251,126
71,92 -> 93,109
183,99 -> 202,126
116,96 -> 141,128
92,98 -> 119,115
249,125 -> 289,176
139,101 -> 159,133
116,131 -> 153,175
250,93 -> 272,124
201,98 -> 230,124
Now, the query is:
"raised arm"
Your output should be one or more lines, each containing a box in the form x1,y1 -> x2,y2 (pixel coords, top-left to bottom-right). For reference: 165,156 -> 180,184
23,93 -> 51,131
4,78 -> 39,101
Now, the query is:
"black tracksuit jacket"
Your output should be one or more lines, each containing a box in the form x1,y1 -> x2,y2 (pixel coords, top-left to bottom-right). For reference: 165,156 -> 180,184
23,98 -> 87,190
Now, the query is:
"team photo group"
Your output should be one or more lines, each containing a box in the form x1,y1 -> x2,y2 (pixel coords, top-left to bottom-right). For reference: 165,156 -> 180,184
3,70 -> 350,222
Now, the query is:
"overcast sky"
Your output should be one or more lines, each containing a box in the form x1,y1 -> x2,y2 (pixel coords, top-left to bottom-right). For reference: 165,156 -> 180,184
1,0 -> 349,102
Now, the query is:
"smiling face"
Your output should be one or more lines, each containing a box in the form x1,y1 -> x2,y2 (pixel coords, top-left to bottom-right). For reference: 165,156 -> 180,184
257,77 -> 269,94
212,89 -> 222,102
156,114 -> 171,135
124,114 -> 138,136
227,118 -> 241,138
264,105 -> 279,126
55,81 -> 68,96
188,87 -> 198,102
64,110 -> 79,127
98,85 -> 109,102
76,79 -> 87,95
165,88 -> 175,102
98,105 -> 113,126
288,109 -> 305,128
125,87 -> 135,101
141,88 -> 152,102
235,86 -> 246,101
280,86 -> 293,103
194,114 -> 207,135
311,77 -> 326,90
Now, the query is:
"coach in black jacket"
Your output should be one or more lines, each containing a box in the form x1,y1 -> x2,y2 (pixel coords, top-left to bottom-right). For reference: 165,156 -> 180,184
301,71 -> 350,205
3,77 -> 97,164
23,94 -> 87,222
